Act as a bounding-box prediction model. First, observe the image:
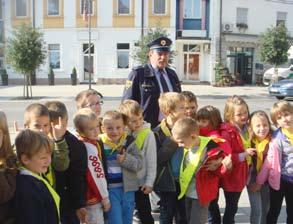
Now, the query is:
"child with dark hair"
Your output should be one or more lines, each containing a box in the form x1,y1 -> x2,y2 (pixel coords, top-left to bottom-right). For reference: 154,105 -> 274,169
45,101 -> 88,224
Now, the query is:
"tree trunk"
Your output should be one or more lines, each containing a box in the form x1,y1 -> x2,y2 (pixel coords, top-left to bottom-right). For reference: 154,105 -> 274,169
23,75 -> 25,97
28,74 -> 33,98
25,74 -> 29,99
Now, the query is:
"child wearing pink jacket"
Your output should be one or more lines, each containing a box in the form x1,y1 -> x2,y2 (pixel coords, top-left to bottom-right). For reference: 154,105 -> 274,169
256,101 -> 293,224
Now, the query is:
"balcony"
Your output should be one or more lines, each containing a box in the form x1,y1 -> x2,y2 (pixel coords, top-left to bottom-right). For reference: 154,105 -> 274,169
178,30 -> 207,38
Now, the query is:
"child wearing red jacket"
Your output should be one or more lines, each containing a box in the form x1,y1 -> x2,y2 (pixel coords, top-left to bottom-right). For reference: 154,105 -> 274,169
196,105 -> 232,224
219,96 -> 255,224
172,117 -> 226,224
73,108 -> 110,224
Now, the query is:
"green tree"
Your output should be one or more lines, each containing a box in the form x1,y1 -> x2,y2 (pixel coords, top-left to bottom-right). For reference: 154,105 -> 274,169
259,23 -> 291,82
6,24 -> 46,98
132,25 -> 175,65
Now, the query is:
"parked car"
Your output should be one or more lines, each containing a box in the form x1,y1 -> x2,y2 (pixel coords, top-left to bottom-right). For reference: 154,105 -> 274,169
268,78 -> 293,100
263,65 -> 293,86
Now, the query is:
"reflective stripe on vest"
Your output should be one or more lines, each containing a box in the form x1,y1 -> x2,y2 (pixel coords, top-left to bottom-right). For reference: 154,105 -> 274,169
178,136 -> 211,199
45,165 -> 55,188
135,128 -> 151,150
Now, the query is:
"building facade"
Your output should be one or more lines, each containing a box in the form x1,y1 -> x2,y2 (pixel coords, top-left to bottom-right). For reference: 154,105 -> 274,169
217,0 -> 293,84
0,0 -> 4,69
2,0 -> 293,84
174,0 -> 212,83
3,0 -> 176,84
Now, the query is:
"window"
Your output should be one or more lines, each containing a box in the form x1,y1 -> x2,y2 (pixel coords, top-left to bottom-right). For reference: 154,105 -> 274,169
49,44 -> 61,69
236,8 -> 248,24
0,21 -> 3,43
117,43 -> 129,69
0,0 -> 2,20
0,47 -> 3,68
183,44 -> 200,53
118,0 -> 130,14
184,0 -> 201,19
153,0 -> 166,15
80,0 -> 93,15
276,11 -> 287,26
48,0 -> 59,16
16,0 -> 27,17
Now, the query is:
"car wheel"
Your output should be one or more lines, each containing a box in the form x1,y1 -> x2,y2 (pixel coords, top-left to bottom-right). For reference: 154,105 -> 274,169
276,96 -> 285,100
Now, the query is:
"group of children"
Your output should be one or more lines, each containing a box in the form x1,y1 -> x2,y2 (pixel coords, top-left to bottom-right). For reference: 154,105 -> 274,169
0,88 -> 292,224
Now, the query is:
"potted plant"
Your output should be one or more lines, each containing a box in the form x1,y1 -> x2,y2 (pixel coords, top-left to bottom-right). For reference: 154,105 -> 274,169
0,68 -> 8,85
71,67 -> 77,85
48,66 -> 55,85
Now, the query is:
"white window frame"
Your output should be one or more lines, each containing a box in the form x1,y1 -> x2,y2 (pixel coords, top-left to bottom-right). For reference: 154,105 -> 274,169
48,44 -> 61,70
236,7 -> 248,25
276,11 -> 287,26
80,0 -> 94,16
118,0 -> 131,15
183,0 -> 202,19
47,0 -> 60,16
153,0 -> 167,15
15,0 -> 28,18
117,43 -> 130,69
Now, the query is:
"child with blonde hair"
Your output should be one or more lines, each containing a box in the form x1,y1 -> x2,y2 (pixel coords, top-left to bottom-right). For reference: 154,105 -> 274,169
172,117 -> 226,224
99,110 -> 142,224
15,129 -> 59,224
256,101 -> 293,223
74,108 -> 109,224
246,110 -> 272,224
0,111 -> 17,223
75,89 -> 103,116
153,92 -> 187,224
219,95 -> 255,224
118,99 -> 157,224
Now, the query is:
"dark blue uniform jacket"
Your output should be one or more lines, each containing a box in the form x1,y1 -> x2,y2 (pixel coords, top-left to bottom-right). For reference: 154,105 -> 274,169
122,64 -> 181,128
15,174 -> 59,224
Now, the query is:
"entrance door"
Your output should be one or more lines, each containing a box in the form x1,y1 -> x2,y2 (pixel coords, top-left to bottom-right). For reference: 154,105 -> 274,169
184,53 -> 199,80
83,43 -> 94,81
227,53 -> 253,84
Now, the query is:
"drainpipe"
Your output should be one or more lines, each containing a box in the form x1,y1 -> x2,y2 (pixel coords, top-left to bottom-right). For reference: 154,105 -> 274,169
219,0 -> 222,64
141,0 -> 144,38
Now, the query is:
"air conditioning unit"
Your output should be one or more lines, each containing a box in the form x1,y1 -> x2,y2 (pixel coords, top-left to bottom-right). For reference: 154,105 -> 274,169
223,23 -> 233,32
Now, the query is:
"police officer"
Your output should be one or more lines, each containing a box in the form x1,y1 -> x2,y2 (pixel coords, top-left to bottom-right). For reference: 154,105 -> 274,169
122,36 -> 181,128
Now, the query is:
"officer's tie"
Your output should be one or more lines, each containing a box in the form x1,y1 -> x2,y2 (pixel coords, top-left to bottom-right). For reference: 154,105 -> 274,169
159,69 -> 169,92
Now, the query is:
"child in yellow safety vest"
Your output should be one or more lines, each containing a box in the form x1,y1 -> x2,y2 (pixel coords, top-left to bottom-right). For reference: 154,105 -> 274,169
15,129 -> 60,224
171,117 -> 226,224
118,99 -> 157,224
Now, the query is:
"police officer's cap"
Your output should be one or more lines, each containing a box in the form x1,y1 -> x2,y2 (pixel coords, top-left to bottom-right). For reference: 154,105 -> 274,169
147,36 -> 172,52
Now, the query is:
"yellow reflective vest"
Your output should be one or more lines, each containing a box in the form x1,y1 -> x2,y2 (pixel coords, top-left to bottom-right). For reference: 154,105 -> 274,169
178,136 -> 211,199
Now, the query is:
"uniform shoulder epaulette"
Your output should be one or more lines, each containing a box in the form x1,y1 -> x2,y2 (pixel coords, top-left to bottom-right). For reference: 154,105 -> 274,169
132,65 -> 144,71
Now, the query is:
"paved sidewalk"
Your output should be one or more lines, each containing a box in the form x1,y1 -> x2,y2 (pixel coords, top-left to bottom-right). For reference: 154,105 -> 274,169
0,84 -> 269,101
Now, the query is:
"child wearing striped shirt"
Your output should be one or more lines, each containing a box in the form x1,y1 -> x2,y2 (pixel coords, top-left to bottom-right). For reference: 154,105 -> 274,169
99,110 -> 142,224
